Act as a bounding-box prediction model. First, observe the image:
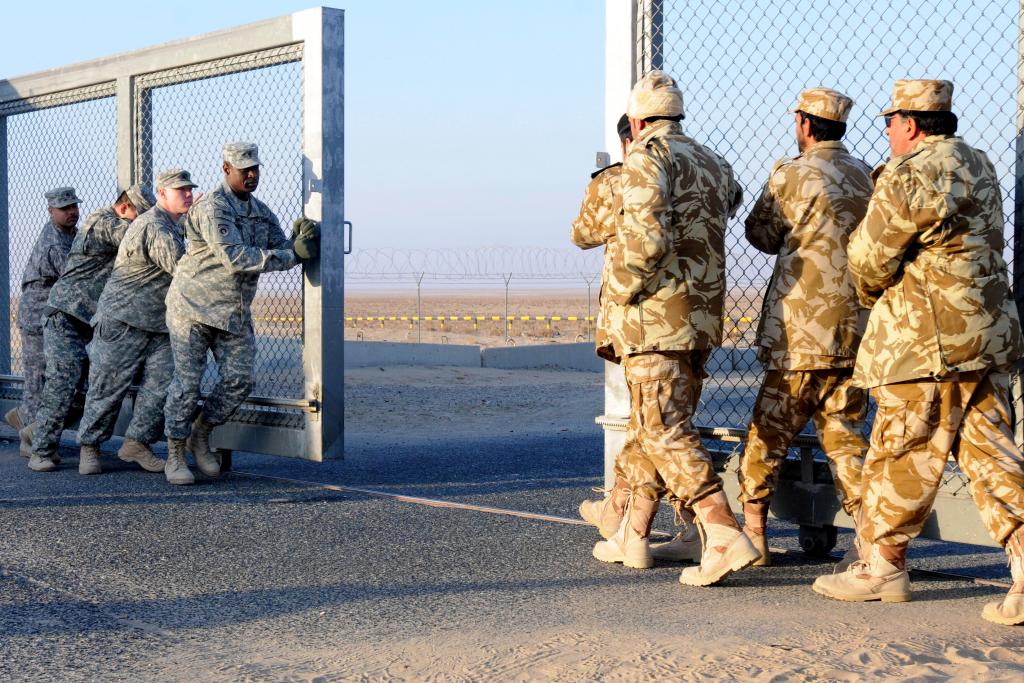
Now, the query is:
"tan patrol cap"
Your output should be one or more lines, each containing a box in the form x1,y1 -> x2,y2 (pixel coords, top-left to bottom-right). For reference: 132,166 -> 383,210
879,79 -> 953,116
223,141 -> 261,169
792,87 -> 853,123
156,168 -> 198,190
124,183 -> 155,213
45,187 -> 81,208
627,70 -> 685,120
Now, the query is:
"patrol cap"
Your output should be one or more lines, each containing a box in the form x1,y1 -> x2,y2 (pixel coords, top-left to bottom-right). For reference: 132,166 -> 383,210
879,79 -> 954,116
627,70 -> 685,121
792,87 -> 853,123
45,187 -> 81,209
223,141 -> 261,169
155,168 -> 198,190
124,183 -> 155,213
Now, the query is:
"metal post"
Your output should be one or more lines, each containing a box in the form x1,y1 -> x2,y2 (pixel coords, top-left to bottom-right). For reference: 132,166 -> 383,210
295,7 -> 345,460
0,115 -> 9,374
584,274 -> 597,341
416,272 -> 424,343
503,272 -> 512,341
1013,0 -> 1024,447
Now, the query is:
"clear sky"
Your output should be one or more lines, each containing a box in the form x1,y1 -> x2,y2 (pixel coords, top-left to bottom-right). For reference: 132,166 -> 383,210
2,0 -> 605,250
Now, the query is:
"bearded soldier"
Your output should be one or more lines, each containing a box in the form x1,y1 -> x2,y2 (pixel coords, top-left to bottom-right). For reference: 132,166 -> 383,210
736,88 -> 873,566
589,71 -> 754,586
811,80 -> 1024,626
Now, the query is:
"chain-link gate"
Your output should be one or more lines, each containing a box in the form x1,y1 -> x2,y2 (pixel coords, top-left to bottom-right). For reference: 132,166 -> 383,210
600,0 -> 1023,549
0,8 -> 345,461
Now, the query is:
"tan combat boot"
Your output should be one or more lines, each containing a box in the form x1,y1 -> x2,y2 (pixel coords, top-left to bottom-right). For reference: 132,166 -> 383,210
649,501 -> 701,562
579,477 -> 631,539
982,528 -> 1024,625
27,450 -> 58,472
165,438 -> 195,486
592,493 -> 657,569
812,543 -> 910,603
5,406 -> 23,432
743,500 -> 771,567
18,423 -> 34,459
187,414 -> 221,477
835,509 -> 864,572
118,438 -> 166,473
679,491 -> 759,587
78,445 -> 102,475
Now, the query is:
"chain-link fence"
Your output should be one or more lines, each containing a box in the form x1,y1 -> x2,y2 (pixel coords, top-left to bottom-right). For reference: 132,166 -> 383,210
136,45 -> 305,398
636,0 -> 1021,432
2,89 -> 118,374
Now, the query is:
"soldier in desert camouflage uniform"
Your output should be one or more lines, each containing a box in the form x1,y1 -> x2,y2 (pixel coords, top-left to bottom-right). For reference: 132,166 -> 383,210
811,81 -> 1024,625
26,184 -> 155,473
74,170 -> 195,476
737,88 -> 873,566
573,114 -> 702,565
10,187 -> 80,457
587,71 -> 756,586
162,143 -> 320,486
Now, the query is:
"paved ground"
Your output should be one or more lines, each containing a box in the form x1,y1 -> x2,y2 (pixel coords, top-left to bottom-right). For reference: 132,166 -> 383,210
1,367 -> 1022,681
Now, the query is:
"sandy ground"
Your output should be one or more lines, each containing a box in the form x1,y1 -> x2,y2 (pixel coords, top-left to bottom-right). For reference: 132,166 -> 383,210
1,365 -> 1023,681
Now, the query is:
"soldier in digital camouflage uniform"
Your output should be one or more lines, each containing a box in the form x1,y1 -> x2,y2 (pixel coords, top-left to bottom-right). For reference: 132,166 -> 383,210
74,170 -> 195,476
588,71 -> 756,586
574,114 -> 701,565
26,184 -> 155,473
811,81 -> 1024,625
162,142 -> 320,486
737,88 -> 873,566
9,187 -> 80,457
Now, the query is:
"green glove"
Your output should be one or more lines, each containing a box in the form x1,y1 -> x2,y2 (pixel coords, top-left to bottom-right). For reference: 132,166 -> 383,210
293,221 -> 321,260
291,217 -> 317,239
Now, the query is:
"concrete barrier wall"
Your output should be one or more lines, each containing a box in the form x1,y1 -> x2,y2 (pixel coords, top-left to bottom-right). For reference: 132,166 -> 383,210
482,343 -> 603,372
344,341 -> 604,372
344,342 -> 480,368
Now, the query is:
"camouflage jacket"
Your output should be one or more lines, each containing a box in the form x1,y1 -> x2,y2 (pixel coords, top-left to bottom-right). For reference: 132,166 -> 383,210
570,162 -> 622,362
18,220 -> 75,332
48,206 -> 131,325
166,181 -> 297,335
604,119 -> 742,356
745,141 -> 873,370
849,135 -> 1024,387
95,204 -> 185,334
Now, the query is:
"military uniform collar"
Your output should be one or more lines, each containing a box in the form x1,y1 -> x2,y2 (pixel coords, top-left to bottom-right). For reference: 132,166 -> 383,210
801,140 -> 847,156
48,218 -> 75,238
151,203 -> 183,231
633,118 -> 680,145
220,180 -> 255,214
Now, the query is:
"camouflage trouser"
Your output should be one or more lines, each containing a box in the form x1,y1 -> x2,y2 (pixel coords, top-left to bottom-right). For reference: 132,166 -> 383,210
737,369 -> 867,517
862,370 -> 1024,548
164,320 -> 254,440
613,350 -> 722,506
78,317 -> 173,446
32,311 -> 91,457
18,327 -> 45,424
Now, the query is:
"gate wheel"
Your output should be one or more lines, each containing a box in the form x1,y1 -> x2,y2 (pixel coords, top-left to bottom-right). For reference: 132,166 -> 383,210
799,524 -> 838,557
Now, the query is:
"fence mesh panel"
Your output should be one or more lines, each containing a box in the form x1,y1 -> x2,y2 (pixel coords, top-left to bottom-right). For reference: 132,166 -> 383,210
136,46 -> 305,398
5,92 -> 118,373
637,0 -> 1020,432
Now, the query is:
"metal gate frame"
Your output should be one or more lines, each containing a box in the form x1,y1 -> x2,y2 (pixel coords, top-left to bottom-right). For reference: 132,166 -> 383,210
0,7 -> 345,461
598,0 -> 1024,550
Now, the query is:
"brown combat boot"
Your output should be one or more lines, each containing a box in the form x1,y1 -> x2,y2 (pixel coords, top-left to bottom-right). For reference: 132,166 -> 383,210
743,500 -> 771,567
812,543 -> 911,603
78,445 -> 102,475
578,477 -> 631,539
679,491 -> 759,587
983,528 -> 1024,625
18,423 -> 34,459
118,438 -> 166,473
650,500 -> 701,563
187,414 -> 221,477
5,407 -> 23,432
165,438 -> 195,486
592,493 -> 657,569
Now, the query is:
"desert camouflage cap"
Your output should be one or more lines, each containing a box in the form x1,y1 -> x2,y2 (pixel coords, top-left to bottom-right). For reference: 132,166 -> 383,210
792,87 -> 853,123
124,183 -> 155,213
45,186 -> 81,208
627,70 -> 684,120
879,79 -> 953,116
223,141 -> 261,169
156,168 -> 198,190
